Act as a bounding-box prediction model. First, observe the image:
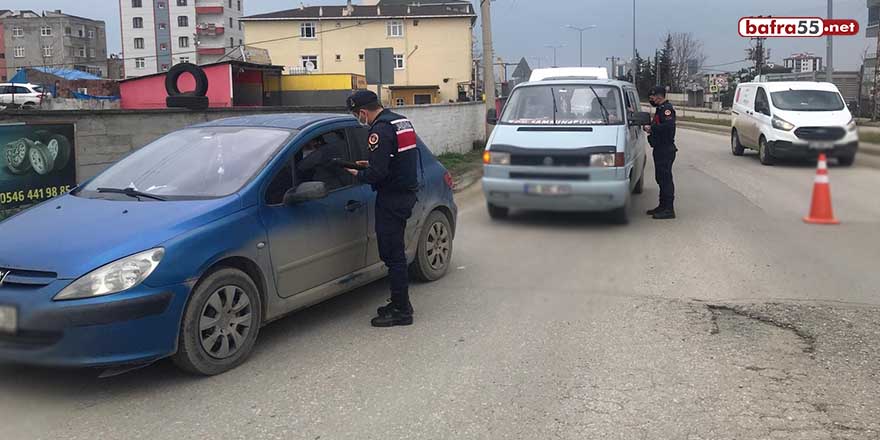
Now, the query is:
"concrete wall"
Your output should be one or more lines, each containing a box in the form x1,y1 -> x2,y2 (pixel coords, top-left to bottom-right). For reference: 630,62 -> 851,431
0,101 -> 485,183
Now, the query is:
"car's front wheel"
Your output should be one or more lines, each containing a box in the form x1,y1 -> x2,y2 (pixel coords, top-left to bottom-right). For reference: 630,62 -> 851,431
758,136 -> 774,166
487,203 -> 509,219
173,268 -> 262,376
731,130 -> 745,156
410,210 -> 454,282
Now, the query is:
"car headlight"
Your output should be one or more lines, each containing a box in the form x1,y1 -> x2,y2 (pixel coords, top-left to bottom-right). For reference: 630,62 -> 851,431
590,153 -> 624,167
772,116 -> 795,131
846,118 -> 857,132
54,248 -> 165,301
482,150 -> 511,165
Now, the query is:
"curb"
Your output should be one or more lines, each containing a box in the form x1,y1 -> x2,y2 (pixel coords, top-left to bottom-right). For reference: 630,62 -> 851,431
453,168 -> 482,193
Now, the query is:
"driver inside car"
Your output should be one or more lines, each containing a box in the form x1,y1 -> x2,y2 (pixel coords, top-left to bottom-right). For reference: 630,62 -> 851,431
295,132 -> 348,188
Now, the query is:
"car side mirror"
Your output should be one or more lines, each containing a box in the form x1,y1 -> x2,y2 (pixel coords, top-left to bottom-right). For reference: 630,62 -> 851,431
486,108 -> 498,125
284,181 -> 328,205
628,111 -> 651,126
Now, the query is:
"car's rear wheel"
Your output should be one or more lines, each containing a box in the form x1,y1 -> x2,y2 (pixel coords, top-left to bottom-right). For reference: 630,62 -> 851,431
838,154 -> 855,167
758,136 -> 774,166
731,130 -> 745,156
173,268 -> 262,376
410,210 -> 453,282
487,203 -> 509,219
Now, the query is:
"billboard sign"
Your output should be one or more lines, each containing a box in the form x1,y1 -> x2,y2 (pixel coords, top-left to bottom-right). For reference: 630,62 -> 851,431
1,123 -> 76,209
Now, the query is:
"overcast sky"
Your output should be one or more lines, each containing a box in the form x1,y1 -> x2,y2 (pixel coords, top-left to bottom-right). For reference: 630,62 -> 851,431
21,0 -> 870,71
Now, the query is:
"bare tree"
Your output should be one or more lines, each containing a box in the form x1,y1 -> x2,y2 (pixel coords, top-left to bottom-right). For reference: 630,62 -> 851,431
669,32 -> 707,92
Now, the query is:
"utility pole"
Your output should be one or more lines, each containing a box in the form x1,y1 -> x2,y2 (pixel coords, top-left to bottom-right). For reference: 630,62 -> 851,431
750,37 -> 767,79
480,0 -> 496,136
826,0 -> 834,83
655,49 -> 660,86
873,16 -> 880,120
632,0 -> 637,88
546,44 -> 564,68
606,56 -> 619,80
566,25 -> 597,67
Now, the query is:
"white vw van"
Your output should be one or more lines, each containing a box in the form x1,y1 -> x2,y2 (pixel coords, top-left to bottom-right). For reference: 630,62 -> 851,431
730,81 -> 858,166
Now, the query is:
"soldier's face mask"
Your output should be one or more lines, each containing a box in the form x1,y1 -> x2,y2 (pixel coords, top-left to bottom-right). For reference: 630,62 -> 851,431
353,110 -> 369,127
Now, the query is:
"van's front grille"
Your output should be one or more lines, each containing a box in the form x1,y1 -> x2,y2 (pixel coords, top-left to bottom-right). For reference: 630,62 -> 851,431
510,155 -> 590,167
795,126 -> 845,141
510,172 -> 590,181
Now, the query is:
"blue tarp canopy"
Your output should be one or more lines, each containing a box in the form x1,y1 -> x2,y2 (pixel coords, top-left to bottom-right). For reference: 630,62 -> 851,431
10,67 -> 102,83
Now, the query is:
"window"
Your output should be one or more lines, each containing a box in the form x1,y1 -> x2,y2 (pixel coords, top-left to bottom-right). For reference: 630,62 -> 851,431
396,98 -> 406,107
229,17 -> 234,28
132,0 -> 142,7
239,20 -> 242,31
179,36 -> 189,48
134,37 -> 145,49
178,16 -> 189,27
301,55 -> 318,71
179,56 -> 190,64
79,26 -> 85,37
12,27 -> 23,38
43,46 -> 53,57
230,37 -> 235,48
387,20 -> 403,37
136,58 -> 147,68
177,0 -> 187,5
770,90 -> 844,112
133,17 -> 143,28
500,84 -> 625,125
239,39 -> 243,46
754,87 -> 770,115
414,94 -> 432,105
41,26 -> 52,36
393,54 -> 405,70
265,130 -> 354,204
79,47 -> 86,57
238,1 -> 241,11
335,54 -> 342,62
229,0 -> 233,7
14,47 -> 25,58
301,22 -> 317,39
88,30 -> 95,39
89,48 -> 96,58
65,26 -> 72,36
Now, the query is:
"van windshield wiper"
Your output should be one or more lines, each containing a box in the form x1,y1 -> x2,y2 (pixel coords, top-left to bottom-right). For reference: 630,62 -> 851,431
589,86 -> 611,124
97,187 -> 167,201
550,87 -> 558,125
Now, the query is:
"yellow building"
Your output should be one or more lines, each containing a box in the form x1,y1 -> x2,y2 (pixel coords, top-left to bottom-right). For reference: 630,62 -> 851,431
241,0 -> 477,107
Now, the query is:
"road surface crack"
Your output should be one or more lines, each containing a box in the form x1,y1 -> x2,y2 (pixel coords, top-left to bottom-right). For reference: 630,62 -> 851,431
705,304 -> 816,354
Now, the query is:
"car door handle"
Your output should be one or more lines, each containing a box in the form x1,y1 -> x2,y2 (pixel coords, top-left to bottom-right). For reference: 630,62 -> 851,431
345,200 -> 364,212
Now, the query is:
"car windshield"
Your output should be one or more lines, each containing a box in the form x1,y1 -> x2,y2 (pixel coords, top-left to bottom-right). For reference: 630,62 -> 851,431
770,90 -> 844,112
500,84 -> 624,125
78,127 -> 293,199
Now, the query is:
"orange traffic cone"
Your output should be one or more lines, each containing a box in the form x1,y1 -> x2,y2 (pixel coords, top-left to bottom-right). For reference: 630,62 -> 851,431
803,153 -> 840,225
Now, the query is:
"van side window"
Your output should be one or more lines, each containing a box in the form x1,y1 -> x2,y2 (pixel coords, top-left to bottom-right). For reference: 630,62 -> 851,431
755,88 -> 770,115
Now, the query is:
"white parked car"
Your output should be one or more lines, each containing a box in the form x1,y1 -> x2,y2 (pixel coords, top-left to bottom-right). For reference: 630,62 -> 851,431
0,83 -> 51,108
730,81 -> 858,166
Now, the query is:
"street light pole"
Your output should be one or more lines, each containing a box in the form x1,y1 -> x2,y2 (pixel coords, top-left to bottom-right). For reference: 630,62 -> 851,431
546,44 -> 564,68
565,25 -> 597,67
826,0 -> 833,83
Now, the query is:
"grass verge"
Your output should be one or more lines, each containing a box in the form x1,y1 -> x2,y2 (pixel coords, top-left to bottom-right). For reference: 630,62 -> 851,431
437,148 -> 484,177
678,116 -> 731,127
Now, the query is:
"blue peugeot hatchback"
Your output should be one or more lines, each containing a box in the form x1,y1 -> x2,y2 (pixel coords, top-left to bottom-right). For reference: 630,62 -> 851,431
0,114 -> 457,375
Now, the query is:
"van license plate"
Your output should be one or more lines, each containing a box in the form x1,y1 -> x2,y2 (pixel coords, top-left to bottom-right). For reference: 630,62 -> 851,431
524,183 -> 571,196
0,306 -> 16,334
809,142 -> 833,150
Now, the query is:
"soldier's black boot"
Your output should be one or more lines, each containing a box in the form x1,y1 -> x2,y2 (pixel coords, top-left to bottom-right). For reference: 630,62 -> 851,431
652,207 -> 676,220
646,206 -> 662,216
371,304 -> 414,327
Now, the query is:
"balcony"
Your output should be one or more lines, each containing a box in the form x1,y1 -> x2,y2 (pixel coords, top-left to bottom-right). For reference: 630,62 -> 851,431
196,24 -> 225,36
195,6 -> 224,15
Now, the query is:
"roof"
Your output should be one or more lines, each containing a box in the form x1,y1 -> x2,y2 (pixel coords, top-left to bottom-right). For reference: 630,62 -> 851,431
242,2 -> 476,21
530,67 -> 609,81
196,113 -> 353,130
27,67 -> 102,81
119,60 -> 284,83
743,81 -> 841,93
514,79 -> 635,89
388,85 -> 440,90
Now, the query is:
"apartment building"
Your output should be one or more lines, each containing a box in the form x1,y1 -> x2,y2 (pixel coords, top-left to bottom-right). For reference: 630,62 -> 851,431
0,10 -> 108,81
120,0 -> 245,78
783,52 -> 824,73
241,0 -> 476,105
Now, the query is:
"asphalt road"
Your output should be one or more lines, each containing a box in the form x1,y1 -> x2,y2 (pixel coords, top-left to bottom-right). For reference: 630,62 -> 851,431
2,129 -> 879,440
